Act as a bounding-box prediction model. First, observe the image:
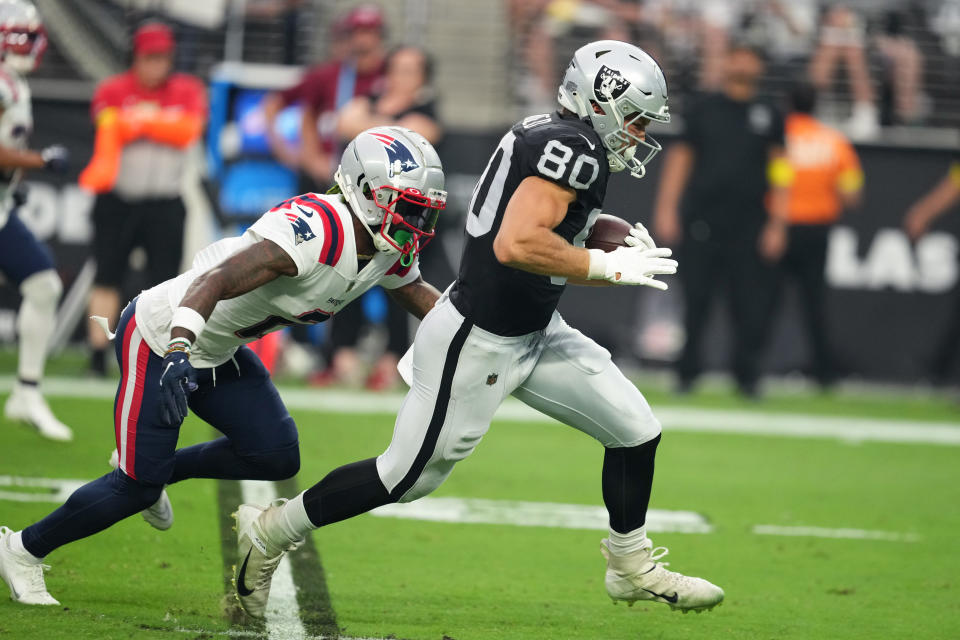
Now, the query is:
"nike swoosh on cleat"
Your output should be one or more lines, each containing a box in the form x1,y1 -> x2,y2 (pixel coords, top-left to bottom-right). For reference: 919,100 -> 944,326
643,588 -> 679,604
236,548 -> 255,597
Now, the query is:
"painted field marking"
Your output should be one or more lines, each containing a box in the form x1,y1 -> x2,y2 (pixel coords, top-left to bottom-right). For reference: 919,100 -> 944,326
372,497 -> 713,533
239,480 -> 306,640
5,376 -> 955,447
372,496 -> 919,543
173,629 -> 387,640
752,525 -> 920,542
0,475 -> 87,503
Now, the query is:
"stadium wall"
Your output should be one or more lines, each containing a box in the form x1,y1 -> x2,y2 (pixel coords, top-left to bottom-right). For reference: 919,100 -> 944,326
3,98 -> 957,383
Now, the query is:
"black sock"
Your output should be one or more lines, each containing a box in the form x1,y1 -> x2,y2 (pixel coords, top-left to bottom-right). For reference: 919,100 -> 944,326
302,458 -> 392,527
602,434 -> 661,534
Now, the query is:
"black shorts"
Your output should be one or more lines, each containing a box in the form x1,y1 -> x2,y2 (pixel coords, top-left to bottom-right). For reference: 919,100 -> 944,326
92,192 -> 186,288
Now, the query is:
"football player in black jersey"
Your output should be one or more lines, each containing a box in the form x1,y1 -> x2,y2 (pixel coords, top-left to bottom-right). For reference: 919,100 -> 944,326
237,41 -> 724,615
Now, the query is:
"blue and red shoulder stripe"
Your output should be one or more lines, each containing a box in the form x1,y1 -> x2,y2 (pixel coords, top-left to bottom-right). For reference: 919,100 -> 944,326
309,198 -> 345,267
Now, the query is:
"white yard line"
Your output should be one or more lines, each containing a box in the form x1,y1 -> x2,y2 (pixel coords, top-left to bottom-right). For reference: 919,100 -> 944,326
239,480 -> 306,640
753,525 -> 920,542
8,376 -> 959,446
372,497 -> 713,533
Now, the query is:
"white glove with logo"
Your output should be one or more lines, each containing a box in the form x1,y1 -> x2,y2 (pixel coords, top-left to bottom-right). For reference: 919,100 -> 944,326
587,245 -> 677,289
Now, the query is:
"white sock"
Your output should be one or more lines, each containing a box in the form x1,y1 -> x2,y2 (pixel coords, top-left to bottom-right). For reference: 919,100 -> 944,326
8,531 -> 43,564
270,492 -> 314,546
607,526 -> 648,556
16,270 -> 61,383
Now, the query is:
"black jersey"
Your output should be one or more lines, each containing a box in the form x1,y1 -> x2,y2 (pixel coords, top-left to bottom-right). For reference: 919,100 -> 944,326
449,111 -> 609,336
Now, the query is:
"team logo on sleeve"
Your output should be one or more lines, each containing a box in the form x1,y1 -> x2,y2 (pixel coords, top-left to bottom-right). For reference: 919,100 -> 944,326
594,65 -> 630,102
369,131 -> 420,177
282,209 -> 316,245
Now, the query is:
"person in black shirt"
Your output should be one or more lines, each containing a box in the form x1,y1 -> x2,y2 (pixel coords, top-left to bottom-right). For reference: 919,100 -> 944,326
654,43 -> 790,397
240,41 -> 724,616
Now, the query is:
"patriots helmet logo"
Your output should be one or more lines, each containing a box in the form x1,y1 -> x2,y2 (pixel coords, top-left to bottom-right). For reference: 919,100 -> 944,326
593,65 -> 630,102
369,131 -> 420,177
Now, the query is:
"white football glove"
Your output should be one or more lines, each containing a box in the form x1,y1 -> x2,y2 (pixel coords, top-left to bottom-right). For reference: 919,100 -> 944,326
587,246 -> 677,289
623,222 -> 656,251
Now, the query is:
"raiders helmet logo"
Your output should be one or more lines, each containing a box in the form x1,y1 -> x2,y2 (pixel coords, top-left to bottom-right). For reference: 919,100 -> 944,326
594,65 -> 630,102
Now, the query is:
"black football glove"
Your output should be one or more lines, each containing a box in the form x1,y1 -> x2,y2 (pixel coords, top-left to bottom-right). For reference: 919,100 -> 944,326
158,345 -> 198,426
40,145 -> 69,173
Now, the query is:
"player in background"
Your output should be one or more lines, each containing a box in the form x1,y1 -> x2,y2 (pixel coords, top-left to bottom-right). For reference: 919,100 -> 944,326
0,127 -> 447,606
237,41 -> 723,618
0,0 -> 71,441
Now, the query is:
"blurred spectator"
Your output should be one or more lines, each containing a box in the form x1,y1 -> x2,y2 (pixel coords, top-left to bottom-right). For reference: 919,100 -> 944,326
261,4 -> 386,185
337,46 -> 441,144
808,5 -> 879,140
80,22 -> 206,376
876,9 -> 925,125
245,0 -> 305,65
903,151 -> 960,382
316,45 -> 442,391
653,43 -> 788,397
773,82 -> 862,387
518,0 -> 643,110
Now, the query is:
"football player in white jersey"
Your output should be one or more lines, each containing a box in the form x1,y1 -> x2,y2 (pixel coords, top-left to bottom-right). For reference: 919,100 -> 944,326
0,126 -> 447,606
0,0 -> 72,441
238,41 -> 723,618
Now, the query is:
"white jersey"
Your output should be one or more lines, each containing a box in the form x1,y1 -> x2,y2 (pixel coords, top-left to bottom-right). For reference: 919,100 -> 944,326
135,193 -> 420,368
0,62 -> 32,228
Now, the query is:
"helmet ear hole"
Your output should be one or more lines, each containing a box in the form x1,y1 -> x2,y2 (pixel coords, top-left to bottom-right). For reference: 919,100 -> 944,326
590,100 -> 606,116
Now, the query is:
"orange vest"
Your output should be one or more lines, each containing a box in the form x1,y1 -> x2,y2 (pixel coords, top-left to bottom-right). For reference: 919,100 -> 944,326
785,114 -> 862,224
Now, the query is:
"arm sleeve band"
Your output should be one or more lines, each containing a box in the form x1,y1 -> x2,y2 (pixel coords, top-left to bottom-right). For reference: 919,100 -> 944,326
171,306 -> 206,340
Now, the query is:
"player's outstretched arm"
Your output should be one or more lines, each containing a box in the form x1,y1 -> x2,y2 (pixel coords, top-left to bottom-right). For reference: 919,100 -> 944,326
170,239 -> 297,343
493,176 -> 590,279
386,276 -> 443,320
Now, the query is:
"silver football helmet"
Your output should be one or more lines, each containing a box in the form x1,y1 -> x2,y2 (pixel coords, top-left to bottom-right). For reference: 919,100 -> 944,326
0,0 -> 45,74
335,126 -> 447,264
557,40 -> 670,178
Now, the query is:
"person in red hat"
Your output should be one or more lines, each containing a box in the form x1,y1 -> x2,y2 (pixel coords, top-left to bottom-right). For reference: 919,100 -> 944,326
81,21 -> 207,376
262,4 -> 387,184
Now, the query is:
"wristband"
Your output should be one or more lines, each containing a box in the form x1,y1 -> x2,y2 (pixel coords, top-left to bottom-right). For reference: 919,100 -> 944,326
587,248 -> 608,280
164,337 -> 192,356
171,306 -> 206,341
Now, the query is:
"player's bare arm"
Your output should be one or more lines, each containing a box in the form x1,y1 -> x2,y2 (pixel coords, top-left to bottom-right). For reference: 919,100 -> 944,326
0,144 -> 44,169
386,276 -> 442,319
171,239 -> 297,343
493,175 -> 589,278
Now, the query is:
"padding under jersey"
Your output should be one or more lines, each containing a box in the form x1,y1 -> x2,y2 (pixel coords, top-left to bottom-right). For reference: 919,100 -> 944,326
450,111 -> 609,336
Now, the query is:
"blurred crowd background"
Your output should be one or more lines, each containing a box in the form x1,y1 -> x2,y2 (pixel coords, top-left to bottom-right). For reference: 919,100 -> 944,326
4,0 -> 960,396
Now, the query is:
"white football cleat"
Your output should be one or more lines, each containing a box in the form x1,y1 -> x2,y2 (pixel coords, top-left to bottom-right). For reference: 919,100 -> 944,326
0,527 -> 60,606
4,384 -> 73,442
108,450 -> 173,530
233,500 -> 302,619
601,539 -> 724,612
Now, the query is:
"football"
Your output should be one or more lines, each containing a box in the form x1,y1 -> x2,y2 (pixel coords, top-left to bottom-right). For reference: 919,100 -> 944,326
585,213 -> 633,252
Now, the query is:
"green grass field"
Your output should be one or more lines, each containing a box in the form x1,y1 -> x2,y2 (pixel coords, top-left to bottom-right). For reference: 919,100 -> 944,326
1,367 -> 959,639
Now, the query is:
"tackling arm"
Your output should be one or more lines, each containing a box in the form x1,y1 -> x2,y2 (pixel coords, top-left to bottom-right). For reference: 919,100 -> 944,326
386,276 -> 443,319
171,239 -> 298,343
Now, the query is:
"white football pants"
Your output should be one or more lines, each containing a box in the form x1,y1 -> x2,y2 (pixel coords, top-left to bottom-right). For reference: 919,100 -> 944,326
378,291 -> 662,502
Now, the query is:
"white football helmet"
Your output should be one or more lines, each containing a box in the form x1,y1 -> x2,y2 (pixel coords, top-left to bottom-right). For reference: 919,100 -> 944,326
558,40 -> 670,178
0,0 -> 45,74
335,126 -> 446,265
